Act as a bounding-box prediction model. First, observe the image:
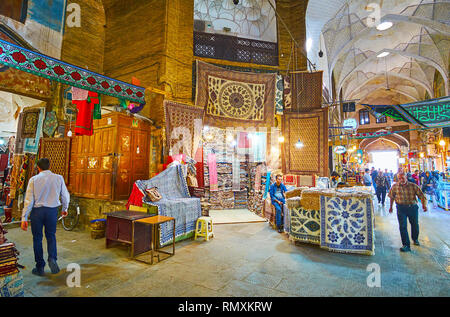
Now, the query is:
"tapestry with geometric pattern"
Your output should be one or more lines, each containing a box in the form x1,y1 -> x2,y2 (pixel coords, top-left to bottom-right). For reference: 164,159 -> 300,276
164,100 -> 204,158
282,109 -> 328,176
195,60 -> 276,128
39,138 -> 70,183
289,71 -> 323,112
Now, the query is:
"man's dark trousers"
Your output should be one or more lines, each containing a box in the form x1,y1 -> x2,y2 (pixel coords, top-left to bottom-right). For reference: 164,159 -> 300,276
30,206 -> 58,269
376,186 -> 387,204
396,204 -> 419,247
272,199 -> 285,228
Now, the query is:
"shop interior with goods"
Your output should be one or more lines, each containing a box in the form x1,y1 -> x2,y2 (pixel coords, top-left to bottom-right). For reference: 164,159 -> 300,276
0,0 -> 449,297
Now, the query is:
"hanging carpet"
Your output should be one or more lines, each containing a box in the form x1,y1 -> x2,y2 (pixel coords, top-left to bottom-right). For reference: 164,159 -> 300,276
20,108 -> 40,139
164,100 -> 204,158
282,109 -> 328,176
23,108 -> 45,155
289,71 -> 323,112
195,60 -> 276,128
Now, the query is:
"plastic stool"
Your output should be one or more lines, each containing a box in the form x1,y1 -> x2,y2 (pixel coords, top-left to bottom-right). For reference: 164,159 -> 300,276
194,216 -> 214,241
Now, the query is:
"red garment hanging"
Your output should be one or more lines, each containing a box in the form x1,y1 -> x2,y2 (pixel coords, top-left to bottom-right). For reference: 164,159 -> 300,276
73,91 -> 100,136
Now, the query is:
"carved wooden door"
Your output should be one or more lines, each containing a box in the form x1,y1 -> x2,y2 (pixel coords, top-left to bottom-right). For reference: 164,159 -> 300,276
115,127 -> 133,200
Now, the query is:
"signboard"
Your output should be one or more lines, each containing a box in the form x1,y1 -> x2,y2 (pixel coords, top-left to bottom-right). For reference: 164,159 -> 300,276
343,118 -> 357,131
334,146 -> 347,154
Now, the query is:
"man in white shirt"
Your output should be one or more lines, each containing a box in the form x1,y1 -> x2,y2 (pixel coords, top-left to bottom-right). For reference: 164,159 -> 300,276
20,158 -> 70,276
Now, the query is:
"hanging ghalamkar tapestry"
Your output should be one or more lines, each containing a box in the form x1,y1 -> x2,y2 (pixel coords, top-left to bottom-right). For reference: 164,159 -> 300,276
282,109 -> 328,176
0,39 -> 145,103
289,71 -> 323,112
164,100 -> 204,158
320,195 -> 375,255
275,75 -> 284,115
195,60 -> 276,128
42,111 -> 58,137
39,138 -> 70,183
20,108 -> 40,139
283,76 -> 291,110
289,207 -> 321,245
23,108 -> 45,155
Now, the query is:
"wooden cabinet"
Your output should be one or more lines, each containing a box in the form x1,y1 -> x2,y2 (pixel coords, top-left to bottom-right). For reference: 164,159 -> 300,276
68,112 -> 152,201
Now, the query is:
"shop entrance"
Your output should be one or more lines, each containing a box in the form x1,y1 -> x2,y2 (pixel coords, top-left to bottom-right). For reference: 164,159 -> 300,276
368,150 -> 399,173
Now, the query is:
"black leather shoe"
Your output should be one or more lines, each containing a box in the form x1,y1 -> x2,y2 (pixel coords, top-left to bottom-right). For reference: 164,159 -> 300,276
32,267 -> 45,276
400,246 -> 411,252
413,240 -> 420,246
48,259 -> 60,274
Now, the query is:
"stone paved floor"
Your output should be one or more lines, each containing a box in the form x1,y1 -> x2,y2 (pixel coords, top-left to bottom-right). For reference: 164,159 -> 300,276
5,200 -> 450,297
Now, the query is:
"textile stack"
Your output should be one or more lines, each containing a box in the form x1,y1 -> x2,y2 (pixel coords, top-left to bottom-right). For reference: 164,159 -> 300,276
234,191 -> 248,209
0,219 -> 23,297
247,191 -> 264,215
286,188 -> 375,255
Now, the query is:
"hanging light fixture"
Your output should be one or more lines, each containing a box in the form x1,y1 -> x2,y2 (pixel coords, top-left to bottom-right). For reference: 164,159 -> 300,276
295,139 -> 304,149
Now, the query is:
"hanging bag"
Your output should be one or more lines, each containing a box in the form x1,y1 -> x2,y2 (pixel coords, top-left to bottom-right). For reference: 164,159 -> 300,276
145,187 -> 162,202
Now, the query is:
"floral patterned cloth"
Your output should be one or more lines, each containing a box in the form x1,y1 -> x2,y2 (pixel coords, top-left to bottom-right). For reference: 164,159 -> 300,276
289,207 -> 321,245
320,195 -> 374,255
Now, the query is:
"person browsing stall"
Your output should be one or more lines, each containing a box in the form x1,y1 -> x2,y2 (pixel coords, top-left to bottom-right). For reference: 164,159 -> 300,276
269,174 -> 287,233
388,172 -> 427,252
20,158 -> 70,276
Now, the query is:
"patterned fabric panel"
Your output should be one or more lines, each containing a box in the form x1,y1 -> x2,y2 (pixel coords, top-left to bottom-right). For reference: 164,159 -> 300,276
282,110 -> 328,176
290,71 -> 323,111
195,60 -> 276,128
275,75 -> 284,115
164,100 -> 204,158
320,196 -> 375,255
283,174 -> 297,186
21,108 -> 40,139
23,107 -> 45,155
136,165 -> 201,247
39,138 -> 70,183
289,207 -> 321,245
0,272 -> 24,297
42,111 -> 58,137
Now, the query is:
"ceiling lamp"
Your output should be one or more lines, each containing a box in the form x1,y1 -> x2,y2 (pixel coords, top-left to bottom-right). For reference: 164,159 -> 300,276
439,139 -> 446,147
278,136 -> 285,143
376,22 -> 393,31
295,139 -> 304,149
377,52 -> 390,58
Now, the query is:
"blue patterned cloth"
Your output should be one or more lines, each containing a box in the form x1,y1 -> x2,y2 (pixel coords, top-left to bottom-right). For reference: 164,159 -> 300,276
136,165 -> 201,247
0,272 -> 24,297
320,195 -> 374,255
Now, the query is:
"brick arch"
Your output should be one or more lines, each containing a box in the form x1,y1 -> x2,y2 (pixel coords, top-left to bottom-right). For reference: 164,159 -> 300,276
359,133 -> 409,152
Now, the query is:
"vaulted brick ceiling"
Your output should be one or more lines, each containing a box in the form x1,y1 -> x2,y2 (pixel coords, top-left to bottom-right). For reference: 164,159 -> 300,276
307,0 -> 450,105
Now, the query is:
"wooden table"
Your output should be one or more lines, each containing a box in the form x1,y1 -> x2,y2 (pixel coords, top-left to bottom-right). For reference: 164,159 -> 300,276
133,215 -> 175,265
105,211 -> 153,258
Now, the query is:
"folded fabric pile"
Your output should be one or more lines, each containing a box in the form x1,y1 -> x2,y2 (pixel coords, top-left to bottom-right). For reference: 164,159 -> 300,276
234,190 -> 248,209
247,191 -> 264,215
0,242 -> 19,278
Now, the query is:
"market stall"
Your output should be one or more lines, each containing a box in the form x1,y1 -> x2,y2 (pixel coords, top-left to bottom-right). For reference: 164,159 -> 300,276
286,187 -> 375,255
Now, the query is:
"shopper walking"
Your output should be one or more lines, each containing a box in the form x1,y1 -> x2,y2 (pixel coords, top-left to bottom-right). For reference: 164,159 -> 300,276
388,172 -> 427,252
421,171 -> 437,208
363,168 -> 372,186
370,167 -> 378,192
411,170 -> 421,186
20,158 -> 70,276
269,174 -> 287,233
375,170 -> 390,206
